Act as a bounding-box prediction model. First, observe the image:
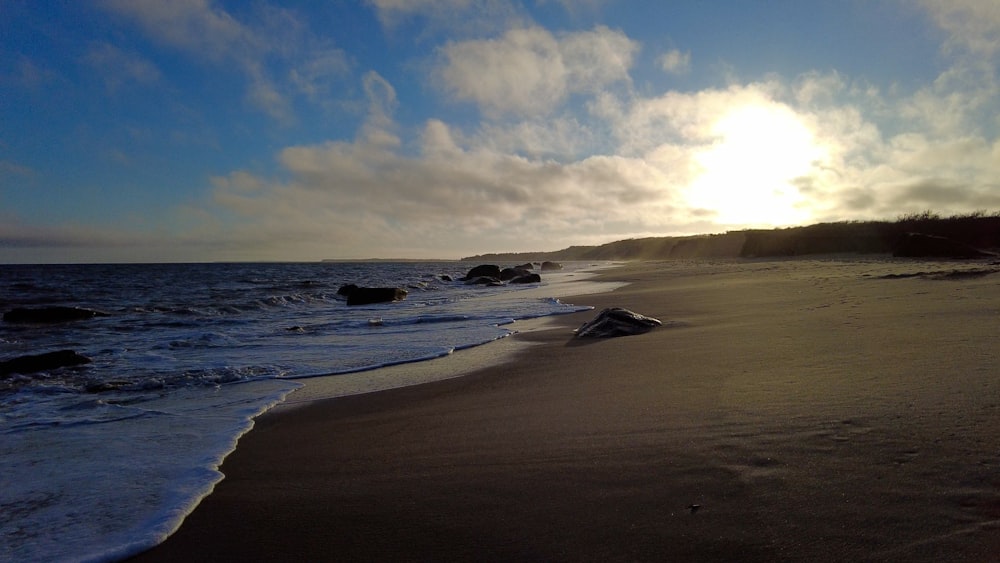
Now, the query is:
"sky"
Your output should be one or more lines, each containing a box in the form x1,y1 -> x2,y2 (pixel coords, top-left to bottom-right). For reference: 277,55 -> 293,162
1,0 -> 999,263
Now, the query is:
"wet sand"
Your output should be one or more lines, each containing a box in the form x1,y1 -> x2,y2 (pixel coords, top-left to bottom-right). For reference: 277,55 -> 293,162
131,258 -> 1000,562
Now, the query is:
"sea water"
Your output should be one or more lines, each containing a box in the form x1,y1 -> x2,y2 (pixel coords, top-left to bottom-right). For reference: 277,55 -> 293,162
0,261 -> 606,562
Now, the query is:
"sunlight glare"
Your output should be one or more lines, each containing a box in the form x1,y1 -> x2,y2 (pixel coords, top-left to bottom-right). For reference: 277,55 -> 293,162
687,104 -> 825,226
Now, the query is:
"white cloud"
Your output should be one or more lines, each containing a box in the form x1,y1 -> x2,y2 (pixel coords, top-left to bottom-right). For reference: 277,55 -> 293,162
99,0 -> 351,122
192,76 -> 889,255
100,0 -> 258,62
289,49 -> 352,100
781,2 -> 998,221
209,139 -> 680,257
357,71 -> 400,147
922,0 -> 1000,57
787,81 -> 1000,221
197,70 -> 685,257
657,49 -> 690,74
470,116 -> 596,158
597,83 -> 791,156
437,25 -> 638,117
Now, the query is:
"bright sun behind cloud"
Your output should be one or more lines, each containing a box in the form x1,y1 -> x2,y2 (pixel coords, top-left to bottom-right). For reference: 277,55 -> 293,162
687,103 -> 826,226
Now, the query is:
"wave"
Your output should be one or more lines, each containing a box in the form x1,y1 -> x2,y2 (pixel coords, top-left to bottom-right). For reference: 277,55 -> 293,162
0,261 -> 608,563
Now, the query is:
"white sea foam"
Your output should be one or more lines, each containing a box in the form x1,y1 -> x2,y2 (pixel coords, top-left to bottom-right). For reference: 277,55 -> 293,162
1,380 -> 298,562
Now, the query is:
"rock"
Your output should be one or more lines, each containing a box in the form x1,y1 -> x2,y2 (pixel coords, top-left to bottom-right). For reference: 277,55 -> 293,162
3,306 -> 108,324
499,267 -> 531,281
337,284 -> 408,306
509,273 -> 542,284
465,276 -> 504,286
575,307 -> 662,338
461,264 -> 501,281
85,380 -> 132,393
1,350 -> 92,377
541,261 -> 563,271
892,232 -> 991,259
515,263 -> 534,270
439,274 -> 453,282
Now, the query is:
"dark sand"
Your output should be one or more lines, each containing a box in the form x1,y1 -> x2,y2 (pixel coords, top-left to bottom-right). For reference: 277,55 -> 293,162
132,259 -> 1000,562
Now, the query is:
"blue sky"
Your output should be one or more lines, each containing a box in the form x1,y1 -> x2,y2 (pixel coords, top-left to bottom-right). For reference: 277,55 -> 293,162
2,1 -> 998,262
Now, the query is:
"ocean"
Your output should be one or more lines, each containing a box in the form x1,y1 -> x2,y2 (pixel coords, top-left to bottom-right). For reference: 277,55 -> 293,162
0,261 -> 611,562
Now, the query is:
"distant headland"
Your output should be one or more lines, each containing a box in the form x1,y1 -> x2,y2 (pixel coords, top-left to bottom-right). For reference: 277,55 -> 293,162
462,211 -> 1000,262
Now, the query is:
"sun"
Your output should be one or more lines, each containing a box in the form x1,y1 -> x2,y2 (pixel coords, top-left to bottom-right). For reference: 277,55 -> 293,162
686,103 -> 825,226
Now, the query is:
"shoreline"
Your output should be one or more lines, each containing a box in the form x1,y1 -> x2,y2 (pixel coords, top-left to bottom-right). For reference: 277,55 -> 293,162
277,263 -> 628,409
131,257 -> 1000,562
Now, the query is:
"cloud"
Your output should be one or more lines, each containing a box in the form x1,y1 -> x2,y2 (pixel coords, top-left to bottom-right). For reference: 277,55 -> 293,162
787,80 -> 1000,222
589,51 -> 1000,227
470,115 -> 597,158
366,0 -> 528,36
289,49 -> 352,101
99,0 -> 351,122
359,71 -> 400,146
779,3 -> 1000,222
595,83 -> 785,155
198,69 -> 685,257
658,49 -> 690,74
922,0 -> 1000,57
99,0 -> 259,61
143,58 -> 1000,258
210,140 -> 677,257
437,25 -> 638,116
82,43 -> 161,92
539,0 -> 608,15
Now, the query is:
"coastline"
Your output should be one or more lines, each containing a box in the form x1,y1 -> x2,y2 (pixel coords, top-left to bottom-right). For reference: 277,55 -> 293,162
277,263 -> 627,408
131,257 -> 1000,562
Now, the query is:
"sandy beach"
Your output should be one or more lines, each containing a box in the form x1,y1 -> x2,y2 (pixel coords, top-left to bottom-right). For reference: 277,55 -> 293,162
131,258 -> 1000,562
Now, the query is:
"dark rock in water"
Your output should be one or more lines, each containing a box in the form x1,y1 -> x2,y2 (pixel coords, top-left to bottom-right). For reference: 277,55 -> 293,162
1,349 -> 92,376
515,263 -> 534,270
541,261 -> 563,271
499,267 -> 531,281
509,273 -> 542,284
575,307 -> 662,338
337,284 -> 408,306
461,264 -> 501,281
85,380 -> 132,393
440,274 -> 453,282
465,276 -> 504,286
337,283 -> 359,297
3,306 -> 108,324
892,232 -> 991,259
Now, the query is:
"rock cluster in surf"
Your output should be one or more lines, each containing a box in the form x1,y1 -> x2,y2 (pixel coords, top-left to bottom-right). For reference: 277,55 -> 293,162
459,263 -> 547,286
